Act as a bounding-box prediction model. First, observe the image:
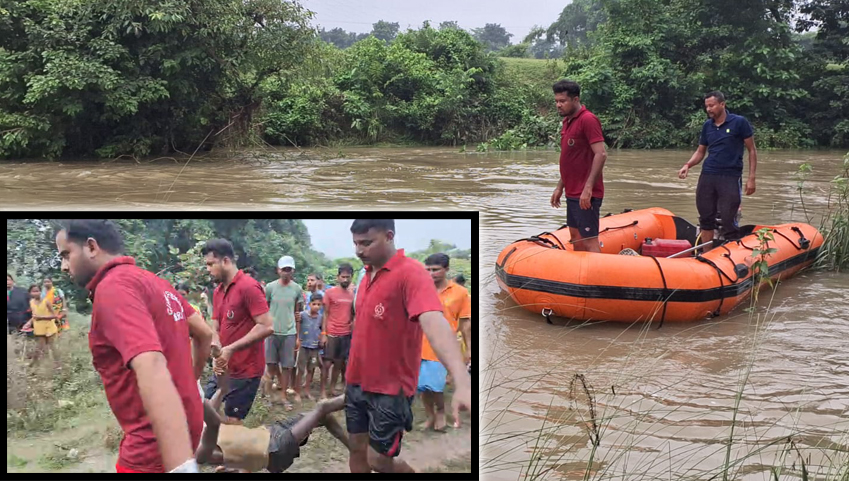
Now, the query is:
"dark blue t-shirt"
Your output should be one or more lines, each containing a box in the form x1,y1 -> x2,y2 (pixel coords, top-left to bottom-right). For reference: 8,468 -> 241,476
699,111 -> 754,177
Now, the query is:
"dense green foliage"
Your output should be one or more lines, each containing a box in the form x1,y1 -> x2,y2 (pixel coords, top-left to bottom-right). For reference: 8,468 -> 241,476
483,0 -> 849,150
0,0 -> 315,159
6,218 -> 473,310
1,0 -> 847,158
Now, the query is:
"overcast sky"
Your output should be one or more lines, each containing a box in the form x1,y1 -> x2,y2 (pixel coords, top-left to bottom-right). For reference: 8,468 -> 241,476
301,219 -> 472,259
303,0 -> 566,42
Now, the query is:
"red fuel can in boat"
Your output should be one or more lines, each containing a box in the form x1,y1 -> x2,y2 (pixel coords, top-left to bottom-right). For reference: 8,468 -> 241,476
641,238 -> 693,257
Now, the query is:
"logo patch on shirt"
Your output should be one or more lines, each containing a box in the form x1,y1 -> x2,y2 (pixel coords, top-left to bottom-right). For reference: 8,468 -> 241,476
567,138 -> 575,147
227,310 -> 235,320
163,291 -> 185,323
374,303 -> 385,319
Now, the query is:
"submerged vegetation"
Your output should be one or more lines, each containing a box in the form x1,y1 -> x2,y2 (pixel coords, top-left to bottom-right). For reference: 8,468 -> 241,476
2,0 -> 847,159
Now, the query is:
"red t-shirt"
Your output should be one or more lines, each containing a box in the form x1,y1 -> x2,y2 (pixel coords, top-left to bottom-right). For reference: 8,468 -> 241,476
86,256 -> 203,473
559,105 -> 606,199
323,286 -> 354,336
213,270 -> 269,379
347,249 -> 443,397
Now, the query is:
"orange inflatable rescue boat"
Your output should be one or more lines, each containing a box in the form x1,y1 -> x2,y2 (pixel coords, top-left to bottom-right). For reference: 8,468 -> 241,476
495,207 -> 823,324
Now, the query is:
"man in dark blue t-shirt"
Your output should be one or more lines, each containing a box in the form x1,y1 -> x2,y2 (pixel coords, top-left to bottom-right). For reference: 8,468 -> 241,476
679,90 -> 758,245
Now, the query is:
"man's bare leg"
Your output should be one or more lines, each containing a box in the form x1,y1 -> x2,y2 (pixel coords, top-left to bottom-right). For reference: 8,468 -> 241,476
421,391 -> 435,430
701,229 -> 715,252
368,447 -> 415,473
319,412 -> 350,450
304,363 -> 316,400
288,395 -> 346,443
349,433 -> 371,473
433,392 -> 446,431
319,360 -> 332,399
329,360 -> 342,396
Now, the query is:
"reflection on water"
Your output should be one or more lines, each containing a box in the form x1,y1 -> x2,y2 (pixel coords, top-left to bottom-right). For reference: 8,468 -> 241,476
479,149 -> 848,480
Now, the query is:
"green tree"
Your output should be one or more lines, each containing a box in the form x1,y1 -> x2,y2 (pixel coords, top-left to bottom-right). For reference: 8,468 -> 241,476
546,0 -> 605,48
472,23 -> 513,52
438,21 -> 461,31
371,20 -> 400,43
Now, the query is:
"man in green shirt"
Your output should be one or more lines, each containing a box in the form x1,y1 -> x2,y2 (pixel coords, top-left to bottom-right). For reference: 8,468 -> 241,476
265,256 -> 304,411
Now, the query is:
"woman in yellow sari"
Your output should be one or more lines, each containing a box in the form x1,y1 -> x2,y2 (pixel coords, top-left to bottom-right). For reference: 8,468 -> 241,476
21,284 -> 59,364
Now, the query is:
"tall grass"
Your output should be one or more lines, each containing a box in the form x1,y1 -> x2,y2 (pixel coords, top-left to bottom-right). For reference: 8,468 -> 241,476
6,325 -> 108,435
797,151 -> 849,271
815,153 -> 849,271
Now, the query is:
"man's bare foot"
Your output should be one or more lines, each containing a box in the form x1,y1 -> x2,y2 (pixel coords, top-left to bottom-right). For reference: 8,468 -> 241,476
434,413 -> 447,432
421,418 -> 434,431
292,392 -> 302,404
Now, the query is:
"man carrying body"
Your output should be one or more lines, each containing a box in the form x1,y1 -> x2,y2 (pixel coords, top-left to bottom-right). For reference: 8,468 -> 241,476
196,371 -> 349,473
55,219 -> 212,473
346,219 -> 473,473
679,90 -> 757,247
203,238 -> 274,425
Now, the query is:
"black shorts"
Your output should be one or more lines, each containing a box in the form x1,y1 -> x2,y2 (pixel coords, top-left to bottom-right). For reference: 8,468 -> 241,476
325,334 -> 351,361
696,174 -> 742,240
566,197 -> 603,239
266,414 -> 308,473
203,374 -> 261,420
345,384 -> 413,457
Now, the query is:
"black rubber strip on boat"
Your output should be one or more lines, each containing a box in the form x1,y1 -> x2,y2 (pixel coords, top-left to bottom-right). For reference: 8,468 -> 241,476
495,247 -> 820,303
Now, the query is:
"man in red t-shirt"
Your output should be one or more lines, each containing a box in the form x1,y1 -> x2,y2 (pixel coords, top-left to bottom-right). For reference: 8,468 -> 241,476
346,219 -> 472,473
320,263 -> 355,399
550,79 -> 608,252
55,219 -> 213,473
202,239 -> 274,426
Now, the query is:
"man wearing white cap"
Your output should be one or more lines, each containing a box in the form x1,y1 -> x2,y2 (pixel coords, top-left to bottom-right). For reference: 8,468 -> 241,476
264,255 -> 305,411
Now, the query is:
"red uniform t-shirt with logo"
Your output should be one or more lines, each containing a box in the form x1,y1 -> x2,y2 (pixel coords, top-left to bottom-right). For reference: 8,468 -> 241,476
323,285 -> 354,336
86,256 -> 203,473
213,270 -> 269,379
347,249 -> 443,398
559,105 -> 606,199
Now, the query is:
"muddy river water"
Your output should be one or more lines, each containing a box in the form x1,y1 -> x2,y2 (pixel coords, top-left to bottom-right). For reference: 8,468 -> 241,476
1,146 -> 847,479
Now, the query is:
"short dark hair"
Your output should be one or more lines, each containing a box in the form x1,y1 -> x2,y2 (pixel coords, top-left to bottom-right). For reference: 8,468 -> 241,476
308,272 -> 323,280
244,267 -> 259,279
7,273 -> 13,281
175,282 -> 190,293
454,274 -> 466,286
350,219 -> 395,234
425,253 -> 450,269
310,292 -> 324,302
28,284 -> 39,293
338,263 -> 354,275
704,90 -> 725,103
553,80 -> 580,98
43,276 -> 52,281
60,219 -> 124,254
201,238 -> 235,261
